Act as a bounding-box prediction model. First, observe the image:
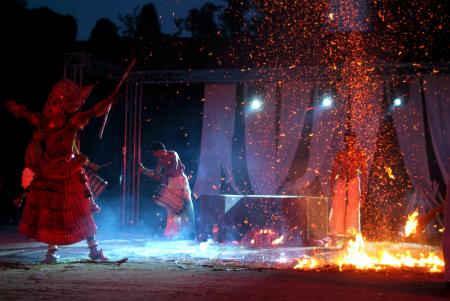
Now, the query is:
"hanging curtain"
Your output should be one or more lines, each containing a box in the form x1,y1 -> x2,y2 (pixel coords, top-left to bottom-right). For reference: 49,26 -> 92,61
276,81 -> 314,189
392,78 -> 432,190
424,75 -> 450,184
295,87 -> 346,194
245,83 -> 278,194
244,81 -> 312,194
194,84 -> 238,196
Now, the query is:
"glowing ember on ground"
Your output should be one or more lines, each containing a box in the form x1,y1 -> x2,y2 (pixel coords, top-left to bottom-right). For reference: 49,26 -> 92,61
294,256 -> 319,270
293,233 -> 444,273
404,210 -> 419,238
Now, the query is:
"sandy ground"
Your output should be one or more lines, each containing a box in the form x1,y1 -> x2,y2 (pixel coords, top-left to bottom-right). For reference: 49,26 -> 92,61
0,229 -> 449,301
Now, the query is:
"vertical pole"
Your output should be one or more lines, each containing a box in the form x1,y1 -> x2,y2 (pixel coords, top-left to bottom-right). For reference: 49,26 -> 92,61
122,85 -> 129,226
136,82 -> 143,224
131,82 -> 138,225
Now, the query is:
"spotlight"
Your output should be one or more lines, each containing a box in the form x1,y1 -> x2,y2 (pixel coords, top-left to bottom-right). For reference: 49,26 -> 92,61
393,97 -> 402,107
321,96 -> 333,108
249,97 -> 263,111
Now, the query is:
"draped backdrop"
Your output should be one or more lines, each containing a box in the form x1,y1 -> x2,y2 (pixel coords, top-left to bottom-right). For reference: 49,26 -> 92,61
194,76 -> 450,200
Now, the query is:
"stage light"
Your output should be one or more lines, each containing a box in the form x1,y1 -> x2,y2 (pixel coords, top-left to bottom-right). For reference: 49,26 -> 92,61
393,97 -> 402,107
249,97 -> 263,111
321,96 -> 333,108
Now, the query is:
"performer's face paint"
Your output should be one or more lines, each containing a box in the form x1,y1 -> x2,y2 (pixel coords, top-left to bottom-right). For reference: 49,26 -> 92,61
44,88 -> 66,118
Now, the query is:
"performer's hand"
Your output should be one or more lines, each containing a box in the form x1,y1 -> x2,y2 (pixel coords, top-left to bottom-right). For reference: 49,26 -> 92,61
13,193 -> 24,208
108,91 -> 120,105
90,163 -> 101,172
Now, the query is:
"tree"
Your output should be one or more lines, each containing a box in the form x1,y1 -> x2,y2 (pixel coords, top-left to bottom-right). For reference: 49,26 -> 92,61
176,3 -> 221,38
119,3 -> 162,41
136,3 -> 161,40
89,18 -> 120,58
118,6 -> 139,38
219,0 -> 253,37
90,18 -> 119,42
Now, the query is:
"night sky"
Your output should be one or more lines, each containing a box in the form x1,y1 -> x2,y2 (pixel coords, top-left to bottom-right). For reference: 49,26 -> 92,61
27,0 -> 223,40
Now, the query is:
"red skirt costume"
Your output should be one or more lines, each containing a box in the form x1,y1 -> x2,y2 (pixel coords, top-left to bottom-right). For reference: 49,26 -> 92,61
19,155 -> 97,245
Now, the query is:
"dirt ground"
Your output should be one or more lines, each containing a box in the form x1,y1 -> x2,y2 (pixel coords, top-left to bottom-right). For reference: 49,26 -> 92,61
0,229 -> 449,301
0,261 -> 449,301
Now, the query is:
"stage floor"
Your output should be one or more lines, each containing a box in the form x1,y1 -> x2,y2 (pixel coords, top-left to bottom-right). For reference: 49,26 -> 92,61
0,228 -> 448,300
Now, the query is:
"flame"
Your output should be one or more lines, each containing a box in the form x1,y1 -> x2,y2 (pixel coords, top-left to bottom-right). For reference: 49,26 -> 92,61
271,235 -> 284,246
337,234 -> 444,272
293,233 -> 444,273
384,166 -> 395,180
294,256 -> 319,270
404,210 -> 419,238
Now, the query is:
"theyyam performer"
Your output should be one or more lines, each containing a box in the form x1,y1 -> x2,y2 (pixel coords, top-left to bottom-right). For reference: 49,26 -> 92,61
139,142 -> 194,238
329,131 -> 368,236
5,79 -> 120,263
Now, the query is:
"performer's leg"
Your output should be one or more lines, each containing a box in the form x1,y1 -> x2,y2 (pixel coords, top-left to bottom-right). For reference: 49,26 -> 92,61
444,179 -> 450,284
178,199 -> 195,239
42,244 -> 59,264
87,236 -> 108,261
164,210 -> 178,237
329,179 -> 346,235
346,177 -> 361,234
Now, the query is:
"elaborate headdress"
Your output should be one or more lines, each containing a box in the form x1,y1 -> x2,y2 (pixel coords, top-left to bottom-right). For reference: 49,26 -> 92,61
46,79 -> 94,114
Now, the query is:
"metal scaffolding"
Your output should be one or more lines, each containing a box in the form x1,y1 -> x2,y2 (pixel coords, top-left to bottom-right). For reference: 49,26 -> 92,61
64,52 -> 449,227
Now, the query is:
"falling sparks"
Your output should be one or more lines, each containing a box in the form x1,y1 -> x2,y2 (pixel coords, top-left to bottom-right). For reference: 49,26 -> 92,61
384,166 -> 396,180
404,210 -> 419,238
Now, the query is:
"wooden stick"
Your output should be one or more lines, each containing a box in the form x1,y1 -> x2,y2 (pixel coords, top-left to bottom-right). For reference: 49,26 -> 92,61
99,58 -> 138,139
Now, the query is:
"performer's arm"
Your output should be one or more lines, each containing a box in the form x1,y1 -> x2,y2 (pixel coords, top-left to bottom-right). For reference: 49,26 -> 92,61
70,92 -> 119,128
139,163 -> 161,181
5,101 -> 39,127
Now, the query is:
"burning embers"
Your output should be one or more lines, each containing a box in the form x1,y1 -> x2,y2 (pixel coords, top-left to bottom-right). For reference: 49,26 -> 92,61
243,229 -> 285,248
404,210 -> 419,238
293,233 -> 444,273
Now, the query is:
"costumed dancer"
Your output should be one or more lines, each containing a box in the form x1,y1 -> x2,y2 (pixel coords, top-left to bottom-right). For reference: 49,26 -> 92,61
5,79 -> 119,263
329,131 -> 367,236
139,142 -> 194,238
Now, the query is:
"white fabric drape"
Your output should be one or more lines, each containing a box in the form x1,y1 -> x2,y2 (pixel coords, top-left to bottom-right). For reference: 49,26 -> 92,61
424,75 -> 450,184
295,88 -> 346,195
245,83 -> 278,194
244,82 -> 312,194
276,81 -> 314,188
392,78 -> 432,193
194,84 -> 238,196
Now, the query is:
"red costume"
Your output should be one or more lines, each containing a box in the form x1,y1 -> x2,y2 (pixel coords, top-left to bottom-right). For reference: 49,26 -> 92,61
6,79 -> 117,262
329,132 -> 367,236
